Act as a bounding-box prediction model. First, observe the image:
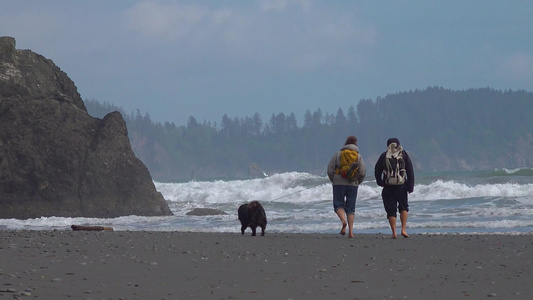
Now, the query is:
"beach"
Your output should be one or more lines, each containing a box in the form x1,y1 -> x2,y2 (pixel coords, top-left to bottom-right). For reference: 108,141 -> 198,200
1,231 -> 532,299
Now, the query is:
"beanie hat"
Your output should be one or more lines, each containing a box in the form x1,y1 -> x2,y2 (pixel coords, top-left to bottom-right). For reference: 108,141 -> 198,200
387,138 -> 400,146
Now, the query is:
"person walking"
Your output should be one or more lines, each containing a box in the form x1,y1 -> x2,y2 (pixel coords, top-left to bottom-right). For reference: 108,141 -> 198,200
327,136 -> 366,238
374,138 -> 414,238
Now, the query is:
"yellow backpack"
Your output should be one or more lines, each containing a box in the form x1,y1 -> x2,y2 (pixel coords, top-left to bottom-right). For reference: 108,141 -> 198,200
335,149 -> 359,180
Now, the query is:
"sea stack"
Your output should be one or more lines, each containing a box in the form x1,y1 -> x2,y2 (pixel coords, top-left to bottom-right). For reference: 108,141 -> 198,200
0,36 -> 172,219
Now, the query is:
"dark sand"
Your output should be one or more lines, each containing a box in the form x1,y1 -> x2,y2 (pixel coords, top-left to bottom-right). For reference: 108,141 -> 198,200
1,231 -> 532,299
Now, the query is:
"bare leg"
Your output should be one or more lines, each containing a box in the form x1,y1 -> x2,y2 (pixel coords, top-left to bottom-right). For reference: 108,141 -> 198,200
336,208 -> 347,235
347,213 -> 355,238
400,210 -> 409,238
388,216 -> 397,239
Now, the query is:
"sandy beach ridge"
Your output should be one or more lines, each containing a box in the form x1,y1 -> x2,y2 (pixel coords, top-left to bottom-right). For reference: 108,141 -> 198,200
1,231 -> 532,299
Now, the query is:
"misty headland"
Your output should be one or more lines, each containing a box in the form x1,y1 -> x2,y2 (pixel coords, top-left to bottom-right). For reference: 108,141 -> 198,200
85,87 -> 533,182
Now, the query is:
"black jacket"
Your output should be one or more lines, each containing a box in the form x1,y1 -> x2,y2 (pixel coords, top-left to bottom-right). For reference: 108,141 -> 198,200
374,150 -> 415,193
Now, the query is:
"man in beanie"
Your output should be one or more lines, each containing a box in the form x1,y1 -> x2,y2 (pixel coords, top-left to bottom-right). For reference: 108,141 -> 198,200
374,138 -> 415,238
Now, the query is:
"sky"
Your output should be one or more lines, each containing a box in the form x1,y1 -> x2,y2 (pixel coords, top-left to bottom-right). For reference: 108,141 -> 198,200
1,0 -> 532,126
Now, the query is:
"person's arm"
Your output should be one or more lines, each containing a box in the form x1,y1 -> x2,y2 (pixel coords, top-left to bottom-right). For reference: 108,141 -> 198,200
374,153 -> 385,187
404,151 -> 415,193
355,154 -> 366,184
327,153 -> 337,182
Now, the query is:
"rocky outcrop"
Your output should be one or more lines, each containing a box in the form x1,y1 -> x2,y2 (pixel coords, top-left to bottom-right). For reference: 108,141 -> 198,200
0,36 -> 172,219
248,163 -> 267,178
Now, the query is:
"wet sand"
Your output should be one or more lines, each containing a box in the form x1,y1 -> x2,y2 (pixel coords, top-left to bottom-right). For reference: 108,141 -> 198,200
1,230 -> 532,299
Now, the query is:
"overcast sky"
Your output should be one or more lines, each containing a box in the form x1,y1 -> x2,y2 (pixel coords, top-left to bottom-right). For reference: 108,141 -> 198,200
2,0 -> 532,126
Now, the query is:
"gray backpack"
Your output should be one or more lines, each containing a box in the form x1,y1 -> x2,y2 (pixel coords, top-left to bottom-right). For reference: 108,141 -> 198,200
383,143 -> 406,185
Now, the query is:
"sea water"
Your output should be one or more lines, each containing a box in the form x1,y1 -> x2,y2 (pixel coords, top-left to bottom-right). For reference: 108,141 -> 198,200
1,168 -> 532,234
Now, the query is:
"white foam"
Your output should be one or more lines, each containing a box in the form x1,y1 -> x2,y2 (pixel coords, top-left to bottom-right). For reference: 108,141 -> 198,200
1,171 -> 532,233
409,180 -> 533,201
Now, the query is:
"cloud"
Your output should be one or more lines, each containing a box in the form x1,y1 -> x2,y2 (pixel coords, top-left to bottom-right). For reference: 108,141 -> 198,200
122,1 -> 375,73
0,9 -> 60,44
499,52 -> 533,82
124,2 -> 221,38
259,0 -> 312,13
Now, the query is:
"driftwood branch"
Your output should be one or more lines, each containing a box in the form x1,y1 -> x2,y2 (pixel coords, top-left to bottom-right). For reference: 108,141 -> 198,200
71,225 -> 113,231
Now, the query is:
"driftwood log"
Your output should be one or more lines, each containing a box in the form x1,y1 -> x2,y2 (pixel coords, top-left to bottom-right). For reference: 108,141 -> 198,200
71,225 -> 113,231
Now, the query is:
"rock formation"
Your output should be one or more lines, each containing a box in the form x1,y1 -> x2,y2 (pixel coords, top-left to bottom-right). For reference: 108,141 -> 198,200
0,36 -> 172,219
248,163 -> 267,179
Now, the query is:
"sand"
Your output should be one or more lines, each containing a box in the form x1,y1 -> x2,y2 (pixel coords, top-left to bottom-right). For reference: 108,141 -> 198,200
1,230 -> 532,299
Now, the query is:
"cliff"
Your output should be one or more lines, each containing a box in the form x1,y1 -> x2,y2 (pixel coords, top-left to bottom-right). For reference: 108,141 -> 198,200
0,36 -> 172,219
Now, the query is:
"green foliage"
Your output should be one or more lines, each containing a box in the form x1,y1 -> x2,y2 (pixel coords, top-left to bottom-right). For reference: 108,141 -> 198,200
84,87 -> 533,181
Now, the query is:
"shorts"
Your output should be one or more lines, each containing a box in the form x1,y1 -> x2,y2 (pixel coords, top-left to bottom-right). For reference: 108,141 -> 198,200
382,185 -> 409,218
332,185 -> 358,215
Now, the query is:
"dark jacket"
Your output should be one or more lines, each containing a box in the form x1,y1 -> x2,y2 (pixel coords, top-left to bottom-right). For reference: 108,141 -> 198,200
374,150 -> 415,193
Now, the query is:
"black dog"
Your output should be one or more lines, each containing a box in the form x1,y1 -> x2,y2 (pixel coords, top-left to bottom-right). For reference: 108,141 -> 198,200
238,201 -> 267,236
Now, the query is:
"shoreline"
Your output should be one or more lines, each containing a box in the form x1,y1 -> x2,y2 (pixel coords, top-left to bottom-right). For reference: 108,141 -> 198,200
1,231 -> 532,299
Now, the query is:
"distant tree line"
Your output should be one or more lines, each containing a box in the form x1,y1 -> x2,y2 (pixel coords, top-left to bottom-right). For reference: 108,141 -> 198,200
85,87 -> 533,182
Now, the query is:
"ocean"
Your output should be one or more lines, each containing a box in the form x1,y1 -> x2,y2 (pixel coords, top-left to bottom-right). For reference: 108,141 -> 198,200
1,168 -> 532,235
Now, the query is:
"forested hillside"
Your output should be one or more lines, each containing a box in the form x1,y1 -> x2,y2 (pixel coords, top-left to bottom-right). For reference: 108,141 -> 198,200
85,87 -> 533,182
